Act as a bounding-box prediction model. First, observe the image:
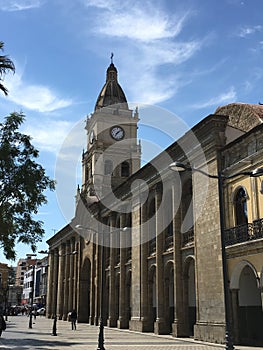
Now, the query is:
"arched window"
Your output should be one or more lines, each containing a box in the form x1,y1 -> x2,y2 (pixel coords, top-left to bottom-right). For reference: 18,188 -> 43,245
104,160 -> 113,175
121,161 -> 130,177
234,187 -> 248,226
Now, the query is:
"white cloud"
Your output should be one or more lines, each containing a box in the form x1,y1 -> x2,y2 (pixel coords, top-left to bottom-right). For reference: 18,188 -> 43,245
0,0 -> 45,11
129,71 -> 176,104
82,0 -> 200,104
83,0 -> 118,9
85,0 -> 188,42
119,38 -> 200,104
238,25 -> 262,38
191,87 -> 237,109
96,8 -> 186,42
4,68 -> 72,113
24,119 -> 79,154
141,40 -> 200,66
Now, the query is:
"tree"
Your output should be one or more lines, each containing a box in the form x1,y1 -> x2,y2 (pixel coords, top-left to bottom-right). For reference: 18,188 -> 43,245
0,112 -> 56,260
0,41 -> 15,96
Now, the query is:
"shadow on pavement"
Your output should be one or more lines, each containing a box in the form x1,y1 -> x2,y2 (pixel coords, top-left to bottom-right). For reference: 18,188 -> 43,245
0,337 -> 85,349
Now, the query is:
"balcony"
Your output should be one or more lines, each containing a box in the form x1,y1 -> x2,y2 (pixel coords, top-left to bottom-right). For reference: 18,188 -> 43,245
225,218 -> 263,246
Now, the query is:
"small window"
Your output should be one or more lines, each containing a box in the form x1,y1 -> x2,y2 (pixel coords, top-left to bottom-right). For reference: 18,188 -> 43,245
104,160 -> 113,175
121,161 -> 130,177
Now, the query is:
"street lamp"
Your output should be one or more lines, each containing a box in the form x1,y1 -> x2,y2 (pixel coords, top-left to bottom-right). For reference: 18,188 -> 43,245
75,224 -> 127,350
169,162 -> 263,350
38,249 -> 78,336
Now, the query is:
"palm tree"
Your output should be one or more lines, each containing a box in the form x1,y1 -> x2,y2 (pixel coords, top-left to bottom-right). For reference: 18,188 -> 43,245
0,41 -> 15,96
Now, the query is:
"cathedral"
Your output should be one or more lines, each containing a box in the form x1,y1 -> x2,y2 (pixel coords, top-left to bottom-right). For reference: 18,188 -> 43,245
46,59 -> 263,346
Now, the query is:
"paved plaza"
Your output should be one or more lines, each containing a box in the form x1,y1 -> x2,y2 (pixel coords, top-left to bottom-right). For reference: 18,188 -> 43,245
0,315 -> 262,350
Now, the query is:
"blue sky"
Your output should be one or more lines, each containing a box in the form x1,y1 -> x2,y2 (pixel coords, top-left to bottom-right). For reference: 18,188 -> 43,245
1,0 -> 263,264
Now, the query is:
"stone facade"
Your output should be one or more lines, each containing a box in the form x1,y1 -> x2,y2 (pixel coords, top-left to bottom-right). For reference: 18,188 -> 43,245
46,62 -> 263,346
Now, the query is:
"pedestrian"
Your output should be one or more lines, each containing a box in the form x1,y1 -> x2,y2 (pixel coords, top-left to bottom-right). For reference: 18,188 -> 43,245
70,309 -> 77,330
0,314 -> 6,337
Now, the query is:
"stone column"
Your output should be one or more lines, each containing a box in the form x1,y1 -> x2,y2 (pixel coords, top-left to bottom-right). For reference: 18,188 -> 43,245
171,180 -> 187,336
154,184 -> 166,334
94,234 -> 100,326
68,238 -> 75,313
63,240 -> 70,320
89,244 -> 96,325
140,201 -> 151,331
52,248 -> 59,318
129,187 -> 151,332
107,215 -> 117,327
57,243 -> 65,319
118,213 -> 128,328
72,240 -> 78,310
46,250 -> 54,318
77,237 -> 85,322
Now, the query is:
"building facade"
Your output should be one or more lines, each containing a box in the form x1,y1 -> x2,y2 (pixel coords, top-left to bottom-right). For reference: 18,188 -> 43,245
20,255 -> 48,307
46,61 -> 263,345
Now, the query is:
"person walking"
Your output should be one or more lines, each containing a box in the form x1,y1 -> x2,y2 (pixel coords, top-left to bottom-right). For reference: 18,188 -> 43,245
70,309 -> 77,330
0,314 -> 6,337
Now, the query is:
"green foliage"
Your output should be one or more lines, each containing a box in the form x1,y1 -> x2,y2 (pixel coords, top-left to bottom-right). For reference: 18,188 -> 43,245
0,112 -> 55,260
0,41 -> 15,96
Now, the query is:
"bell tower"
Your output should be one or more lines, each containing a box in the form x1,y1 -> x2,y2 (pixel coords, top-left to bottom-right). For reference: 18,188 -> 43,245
82,57 -> 141,199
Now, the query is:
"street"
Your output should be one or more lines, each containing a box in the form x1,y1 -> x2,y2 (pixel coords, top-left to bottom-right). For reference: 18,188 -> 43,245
0,315 -> 262,350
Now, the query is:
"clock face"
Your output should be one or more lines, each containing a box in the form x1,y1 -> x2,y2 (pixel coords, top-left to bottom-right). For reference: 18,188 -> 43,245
89,129 -> 95,144
110,126 -> 124,140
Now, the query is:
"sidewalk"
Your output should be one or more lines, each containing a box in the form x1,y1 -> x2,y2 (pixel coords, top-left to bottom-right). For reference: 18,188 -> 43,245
0,315 -> 262,350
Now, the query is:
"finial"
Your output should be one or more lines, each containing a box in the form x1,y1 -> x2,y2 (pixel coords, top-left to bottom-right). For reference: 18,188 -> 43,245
111,52 -> 114,64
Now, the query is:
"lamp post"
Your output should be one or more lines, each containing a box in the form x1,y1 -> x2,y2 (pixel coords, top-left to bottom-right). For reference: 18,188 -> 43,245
75,224 -> 127,350
169,162 -> 263,350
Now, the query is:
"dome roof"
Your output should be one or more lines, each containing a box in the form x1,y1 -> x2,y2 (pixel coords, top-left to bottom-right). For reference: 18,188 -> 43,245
215,102 -> 263,132
94,62 -> 128,111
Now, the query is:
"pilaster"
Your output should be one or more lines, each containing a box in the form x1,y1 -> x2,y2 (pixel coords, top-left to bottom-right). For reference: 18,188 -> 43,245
118,213 -> 129,329
63,241 -> 70,320
46,250 -> 54,318
107,216 -> 117,327
154,185 -> 167,334
172,181 -> 188,336
68,238 -> 75,313
57,243 -> 65,319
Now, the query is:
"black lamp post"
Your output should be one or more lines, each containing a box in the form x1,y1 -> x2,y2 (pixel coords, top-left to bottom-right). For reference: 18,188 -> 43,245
169,162 -> 263,350
75,224 -> 127,350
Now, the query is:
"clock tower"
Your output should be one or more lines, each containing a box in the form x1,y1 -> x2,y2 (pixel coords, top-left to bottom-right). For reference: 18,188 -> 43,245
82,58 -> 141,199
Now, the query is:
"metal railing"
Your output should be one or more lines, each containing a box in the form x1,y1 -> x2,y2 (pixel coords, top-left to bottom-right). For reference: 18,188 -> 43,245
225,218 -> 263,246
